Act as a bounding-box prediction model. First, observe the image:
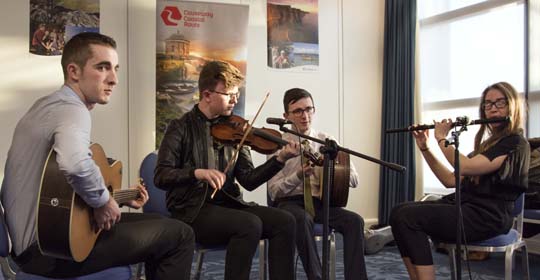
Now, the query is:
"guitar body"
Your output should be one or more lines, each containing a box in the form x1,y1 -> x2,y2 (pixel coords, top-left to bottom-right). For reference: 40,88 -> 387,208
329,151 -> 350,207
36,143 -> 123,262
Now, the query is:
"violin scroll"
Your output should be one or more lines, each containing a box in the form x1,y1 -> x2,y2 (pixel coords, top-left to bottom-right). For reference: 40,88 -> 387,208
301,140 -> 323,166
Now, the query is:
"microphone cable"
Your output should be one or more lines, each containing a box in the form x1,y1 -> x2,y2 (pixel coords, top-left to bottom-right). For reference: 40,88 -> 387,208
295,123 -> 309,280
293,123 -> 321,280
460,205 -> 473,280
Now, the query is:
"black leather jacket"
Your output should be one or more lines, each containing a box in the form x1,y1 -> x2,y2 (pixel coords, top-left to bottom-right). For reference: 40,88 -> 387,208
154,105 -> 285,223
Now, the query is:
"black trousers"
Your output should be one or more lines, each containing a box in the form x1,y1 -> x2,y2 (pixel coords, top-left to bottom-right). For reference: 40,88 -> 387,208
389,200 -> 510,265
186,203 -> 296,280
277,196 -> 368,280
14,213 -> 195,280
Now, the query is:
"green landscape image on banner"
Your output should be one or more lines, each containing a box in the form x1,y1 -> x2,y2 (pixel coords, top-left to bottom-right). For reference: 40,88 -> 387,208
155,0 -> 249,148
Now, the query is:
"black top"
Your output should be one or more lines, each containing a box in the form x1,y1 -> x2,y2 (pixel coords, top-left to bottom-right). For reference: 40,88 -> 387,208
461,133 -> 529,201
442,133 -> 530,235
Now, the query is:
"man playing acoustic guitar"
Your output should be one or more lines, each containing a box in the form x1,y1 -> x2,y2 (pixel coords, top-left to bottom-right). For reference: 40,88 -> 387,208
267,88 -> 368,280
1,32 -> 194,279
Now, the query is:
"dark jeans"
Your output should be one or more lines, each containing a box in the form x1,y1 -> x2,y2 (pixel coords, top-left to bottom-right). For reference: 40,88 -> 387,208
277,196 -> 368,280
14,213 -> 194,280
185,203 -> 296,280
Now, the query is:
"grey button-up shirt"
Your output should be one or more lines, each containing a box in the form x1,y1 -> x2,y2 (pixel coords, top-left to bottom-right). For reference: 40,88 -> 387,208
1,85 -> 109,256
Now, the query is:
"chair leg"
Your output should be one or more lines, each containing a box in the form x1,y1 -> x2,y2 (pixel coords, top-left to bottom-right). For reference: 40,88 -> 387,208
521,245 -> 530,280
0,257 -> 16,280
259,240 -> 267,280
194,251 -> 205,280
330,232 -> 336,280
294,253 -> 300,279
504,247 -> 513,280
133,262 -> 144,280
448,248 -> 457,280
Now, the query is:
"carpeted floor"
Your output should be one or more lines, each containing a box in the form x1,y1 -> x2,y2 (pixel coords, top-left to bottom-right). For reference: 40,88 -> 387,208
193,234 -> 539,280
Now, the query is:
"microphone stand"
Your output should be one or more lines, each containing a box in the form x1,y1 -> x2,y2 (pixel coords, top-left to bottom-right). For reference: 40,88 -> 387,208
383,116 -> 509,280
278,125 -> 405,280
447,123 -> 468,280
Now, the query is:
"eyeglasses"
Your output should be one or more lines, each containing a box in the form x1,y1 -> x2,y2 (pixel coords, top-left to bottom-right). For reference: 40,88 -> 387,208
210,90 -> 240,99
482,98 -> 508,110
289,106 -> 315,117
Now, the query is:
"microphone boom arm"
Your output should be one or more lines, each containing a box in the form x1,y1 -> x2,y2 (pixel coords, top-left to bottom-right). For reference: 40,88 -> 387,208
278,126 -> 406,172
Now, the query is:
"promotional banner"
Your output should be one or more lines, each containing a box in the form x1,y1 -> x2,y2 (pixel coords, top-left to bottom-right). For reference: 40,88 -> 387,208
267,0 -> 319,71
30,0 -> 100,56
156,0 -> 249,147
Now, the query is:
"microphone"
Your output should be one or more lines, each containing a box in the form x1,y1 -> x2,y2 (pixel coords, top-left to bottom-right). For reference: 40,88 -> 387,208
266,117 -> 292,126
455,116 -> 469,126
386,116 -> 509,133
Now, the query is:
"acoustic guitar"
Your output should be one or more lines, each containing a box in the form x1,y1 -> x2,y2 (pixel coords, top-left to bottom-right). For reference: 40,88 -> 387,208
36,143 -> 140,262
330,151 -> 350,207
301,140 -> 350,207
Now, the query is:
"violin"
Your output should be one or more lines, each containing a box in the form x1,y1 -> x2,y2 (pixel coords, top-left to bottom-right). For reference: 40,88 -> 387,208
211,115 -> 286,154
211,115 -> 321,164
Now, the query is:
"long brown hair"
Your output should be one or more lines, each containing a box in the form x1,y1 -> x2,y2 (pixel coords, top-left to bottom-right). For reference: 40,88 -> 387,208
474,82 -> 524,154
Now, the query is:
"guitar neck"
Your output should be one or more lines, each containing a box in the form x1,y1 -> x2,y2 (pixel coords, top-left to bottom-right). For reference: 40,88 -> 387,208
112,189 -> 140,204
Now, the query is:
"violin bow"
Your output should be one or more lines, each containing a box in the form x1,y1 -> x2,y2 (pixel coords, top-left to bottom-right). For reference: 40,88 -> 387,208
211,92 -> 271,199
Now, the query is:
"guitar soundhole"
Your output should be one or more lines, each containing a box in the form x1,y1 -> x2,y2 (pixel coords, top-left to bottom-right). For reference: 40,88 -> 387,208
51,198 -> 59,207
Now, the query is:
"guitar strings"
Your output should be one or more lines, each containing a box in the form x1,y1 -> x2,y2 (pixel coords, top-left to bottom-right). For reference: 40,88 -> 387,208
112,190 -> 140,203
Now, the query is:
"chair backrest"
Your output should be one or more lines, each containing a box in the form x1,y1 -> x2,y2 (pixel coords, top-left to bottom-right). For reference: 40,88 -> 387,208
513,192 -> 525,235
512,192 -> 525,217
0,206 -> 11,257
139,151 -> 170,217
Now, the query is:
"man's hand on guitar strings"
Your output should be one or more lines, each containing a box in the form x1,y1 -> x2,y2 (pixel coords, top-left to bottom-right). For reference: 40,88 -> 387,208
93,197 -> 121,232
125,184 -> 149,209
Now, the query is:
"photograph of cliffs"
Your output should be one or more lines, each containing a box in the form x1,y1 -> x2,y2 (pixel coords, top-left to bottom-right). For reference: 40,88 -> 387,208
267,0 -> 319,71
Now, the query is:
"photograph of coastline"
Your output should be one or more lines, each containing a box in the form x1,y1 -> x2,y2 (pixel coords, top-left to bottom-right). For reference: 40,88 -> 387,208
267,0 -> 319,71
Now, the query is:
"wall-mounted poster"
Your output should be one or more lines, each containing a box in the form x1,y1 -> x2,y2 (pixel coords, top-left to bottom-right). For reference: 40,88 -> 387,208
267,0 -> 319,72
156,0 -> 249,147
30,0 -> 100,56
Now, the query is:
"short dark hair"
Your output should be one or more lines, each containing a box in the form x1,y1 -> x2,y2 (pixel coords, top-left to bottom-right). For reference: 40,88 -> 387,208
61,32 -> 117,81
198,61 -> 244,95
283,88 -> 313,113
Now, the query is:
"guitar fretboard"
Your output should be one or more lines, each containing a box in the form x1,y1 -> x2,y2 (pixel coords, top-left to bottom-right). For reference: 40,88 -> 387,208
112,189 -> 140,204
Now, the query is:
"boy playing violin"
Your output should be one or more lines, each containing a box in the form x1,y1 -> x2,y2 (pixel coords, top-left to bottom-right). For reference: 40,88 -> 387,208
155,60 -> 300,280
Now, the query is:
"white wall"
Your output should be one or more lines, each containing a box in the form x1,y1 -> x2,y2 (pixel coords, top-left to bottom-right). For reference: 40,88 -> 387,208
1,0 -> 384,225
127,0 -> 385,225
0,0 -> 130,183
